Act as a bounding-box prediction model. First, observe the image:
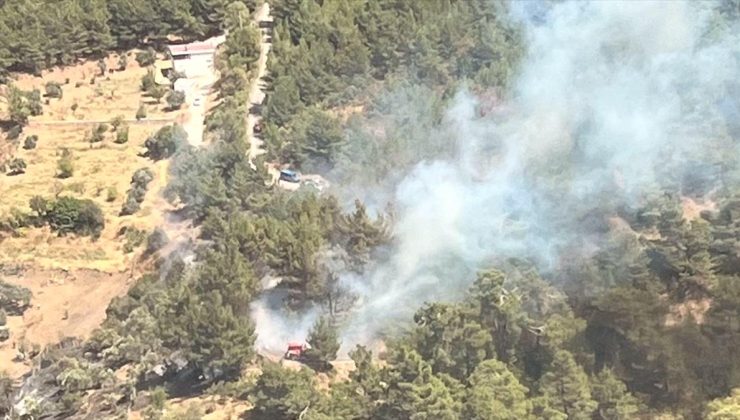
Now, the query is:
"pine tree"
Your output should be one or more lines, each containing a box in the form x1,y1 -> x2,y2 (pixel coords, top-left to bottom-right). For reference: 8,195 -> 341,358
468,269 -> 524,363
705,388 -> 740,420
336,200 -> 390,271
306,316 -> 340,368
265,75 -> 303,127
465,359 -> 532,420
349,345 -> 385,401
251,362 -> 318,420
539,350 -> 597,420
591,369 -> 643,420
380,346 -> 461,420
412,302 -> 492,381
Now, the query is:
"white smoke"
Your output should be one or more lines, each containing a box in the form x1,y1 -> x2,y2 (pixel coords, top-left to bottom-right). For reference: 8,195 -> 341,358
338,1 -> 739,343
251,287 -> 320,357
260,1 -> 740,350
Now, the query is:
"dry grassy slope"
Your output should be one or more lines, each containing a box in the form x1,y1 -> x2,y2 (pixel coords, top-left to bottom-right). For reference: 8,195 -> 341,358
11,52 -> 171,122
0,53 -> 183,379
1,267 -> 132,379
0,52 -> 182,272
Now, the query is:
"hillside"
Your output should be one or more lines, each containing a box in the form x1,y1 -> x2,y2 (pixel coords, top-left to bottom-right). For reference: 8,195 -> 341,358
1,1 -> 740,420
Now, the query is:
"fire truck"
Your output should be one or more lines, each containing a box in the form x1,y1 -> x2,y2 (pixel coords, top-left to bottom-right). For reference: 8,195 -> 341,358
284,342 -> 311,361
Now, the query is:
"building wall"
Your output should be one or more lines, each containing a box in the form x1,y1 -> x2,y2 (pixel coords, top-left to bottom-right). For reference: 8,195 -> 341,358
172,51 -> 215,78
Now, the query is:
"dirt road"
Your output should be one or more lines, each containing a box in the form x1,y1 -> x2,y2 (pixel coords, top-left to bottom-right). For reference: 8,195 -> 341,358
180,34 -> 226,147
247,2 -> 274,166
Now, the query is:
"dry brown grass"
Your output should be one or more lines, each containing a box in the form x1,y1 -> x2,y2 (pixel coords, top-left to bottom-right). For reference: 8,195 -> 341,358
10,51 -> 173,122
0,53 -> 199,388
0,122 -> 172,271
0,52 -> 183,271
0,267 -> 132,379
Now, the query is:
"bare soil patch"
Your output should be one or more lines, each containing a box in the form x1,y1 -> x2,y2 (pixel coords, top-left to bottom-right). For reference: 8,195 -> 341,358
0,266 -> 132,379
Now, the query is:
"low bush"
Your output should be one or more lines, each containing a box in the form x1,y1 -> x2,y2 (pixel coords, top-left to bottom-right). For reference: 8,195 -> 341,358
135,48 -> 156,67
7,158 -> 26,175
115,127 -> 129,144
136,105 -> 147,121
56,149 -> 74,178
31,195 -> 104,238
106,186 -> 118,202
120,168 -> 154,215
145,228 -> 169,254
144,125 -> 186,160
123,227 -> 146,253
23,135 -> 38,150
44,82 -> 63,99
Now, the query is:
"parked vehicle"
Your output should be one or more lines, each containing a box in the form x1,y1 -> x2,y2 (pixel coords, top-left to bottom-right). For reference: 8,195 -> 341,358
284,342 -> 310,360
279,169 -> 301,183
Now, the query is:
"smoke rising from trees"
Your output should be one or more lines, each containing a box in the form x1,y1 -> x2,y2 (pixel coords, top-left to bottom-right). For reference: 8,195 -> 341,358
335,1 -> 740,345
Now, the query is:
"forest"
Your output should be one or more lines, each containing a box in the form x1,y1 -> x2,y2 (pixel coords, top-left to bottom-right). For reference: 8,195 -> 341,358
1,0 -> 740,419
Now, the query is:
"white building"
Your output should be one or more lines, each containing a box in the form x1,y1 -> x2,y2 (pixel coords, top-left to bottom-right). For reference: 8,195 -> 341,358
167,38 -> 220,78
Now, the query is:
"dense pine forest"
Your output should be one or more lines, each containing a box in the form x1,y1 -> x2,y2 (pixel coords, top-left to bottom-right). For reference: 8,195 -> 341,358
1,0 -> 740,419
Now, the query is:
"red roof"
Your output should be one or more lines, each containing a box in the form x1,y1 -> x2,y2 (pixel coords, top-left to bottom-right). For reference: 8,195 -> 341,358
168,41 -> 217,55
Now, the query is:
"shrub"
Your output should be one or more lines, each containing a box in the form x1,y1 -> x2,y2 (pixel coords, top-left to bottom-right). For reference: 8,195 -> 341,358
123,227 -> 146,253
131,168 -> 154,187
140,70 -> 155,92
168,70 -> 186,83
106,186 -> 118,202
120,195 -> 141,216
7,125 -> 22,140
117,54 -> 128,71
22,135 -> 38,150
24,89 -> 43,117
110,115 -> 124,131
74,82 -> 83,88
71,102 -> 79,112
149,86 -> 166,103
38,196 -> 104,238
135,48 -> 157,67
145,227 -> 169,254
0,281 -> 32,314
87,125 -> 105,143
166,90 -> 186,110
136,105 -> 147,121
7,158 -> 26,175
64,78 -> 70,84
57,149 -> 74,178
115,127 -> 129,144
144,124 -> 186,160
97,59 -> 107,76
120,168 -> 154,215
45,82 -> 63,99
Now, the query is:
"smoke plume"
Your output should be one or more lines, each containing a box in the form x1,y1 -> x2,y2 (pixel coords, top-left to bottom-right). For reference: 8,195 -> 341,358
263,1 -> 740,350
